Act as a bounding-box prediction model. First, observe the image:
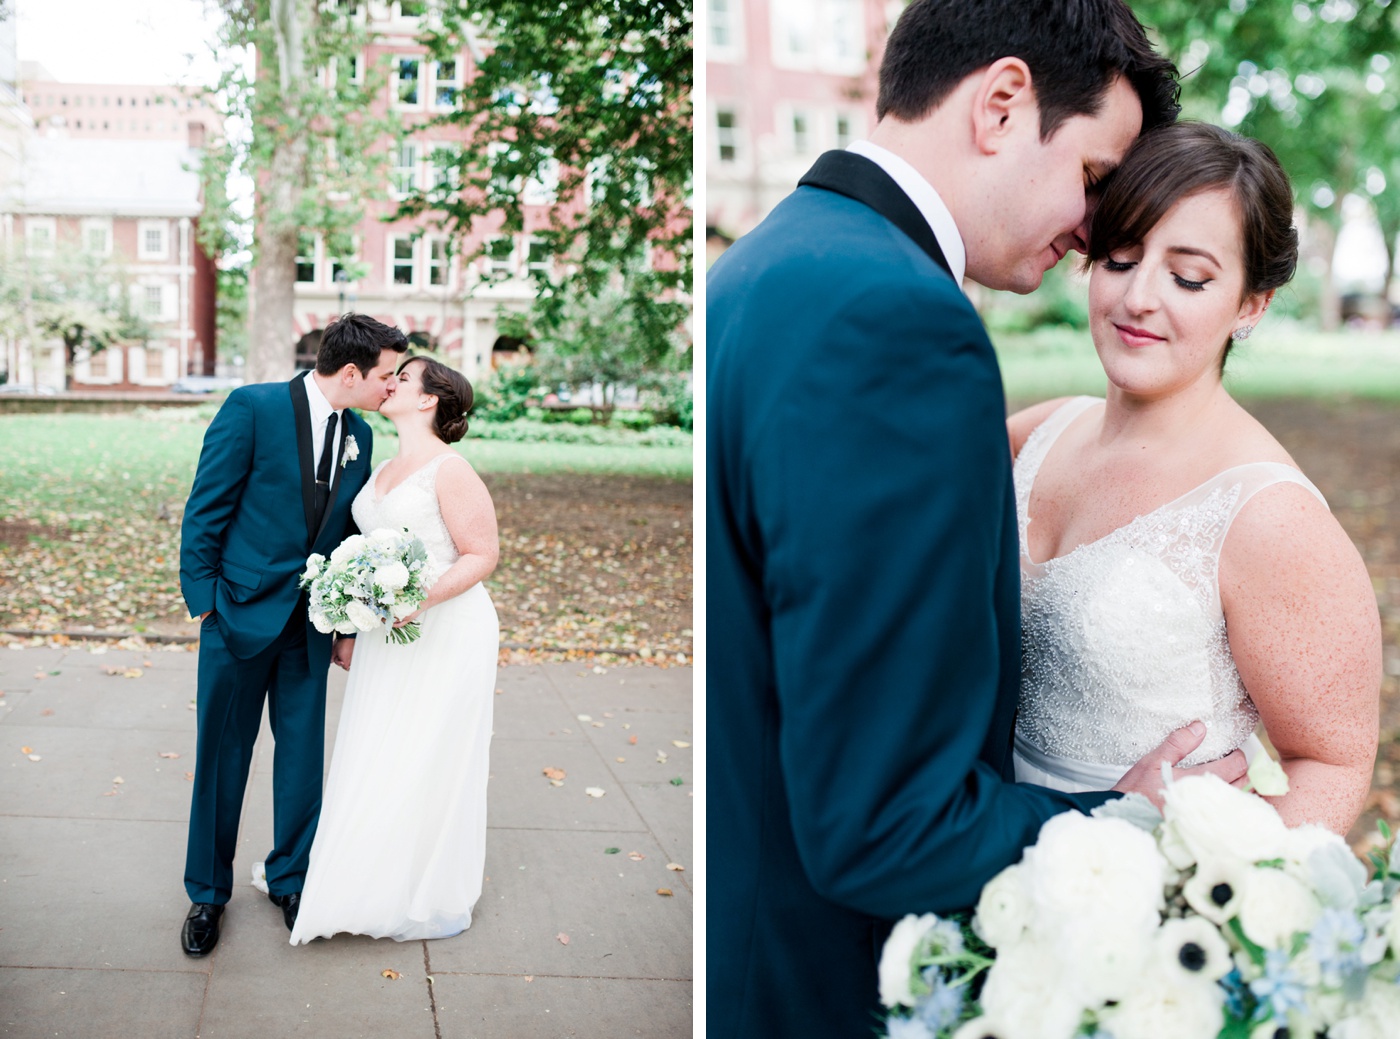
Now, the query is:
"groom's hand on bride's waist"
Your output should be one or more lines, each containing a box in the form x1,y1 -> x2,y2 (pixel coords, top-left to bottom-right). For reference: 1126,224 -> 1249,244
1111,720 -> 1249,809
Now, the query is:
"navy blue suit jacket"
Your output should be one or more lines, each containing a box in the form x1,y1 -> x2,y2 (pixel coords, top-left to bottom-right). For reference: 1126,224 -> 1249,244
180,373 -> 374,661
706,152 -> 1117,1037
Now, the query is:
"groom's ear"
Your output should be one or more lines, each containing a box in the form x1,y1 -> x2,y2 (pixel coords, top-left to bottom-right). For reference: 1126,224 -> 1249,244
970,57 -> 1036,156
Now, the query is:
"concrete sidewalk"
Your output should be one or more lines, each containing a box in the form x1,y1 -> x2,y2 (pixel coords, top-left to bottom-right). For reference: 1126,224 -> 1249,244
0,641 -> 693,1038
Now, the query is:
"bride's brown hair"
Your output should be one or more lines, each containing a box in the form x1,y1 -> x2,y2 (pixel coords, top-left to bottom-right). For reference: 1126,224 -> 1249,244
1086,121 -> 1298,366
403,356 -> 474,443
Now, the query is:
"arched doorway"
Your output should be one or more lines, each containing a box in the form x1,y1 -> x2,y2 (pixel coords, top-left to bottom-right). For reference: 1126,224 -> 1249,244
490,335 -> 532,370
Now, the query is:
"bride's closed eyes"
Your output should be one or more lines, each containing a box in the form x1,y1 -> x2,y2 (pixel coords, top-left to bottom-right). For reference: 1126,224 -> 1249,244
1101,254 -> 1212,293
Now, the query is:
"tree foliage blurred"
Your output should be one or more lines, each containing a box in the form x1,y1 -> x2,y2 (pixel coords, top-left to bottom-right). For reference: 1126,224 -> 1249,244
1132,0 -> 1400,327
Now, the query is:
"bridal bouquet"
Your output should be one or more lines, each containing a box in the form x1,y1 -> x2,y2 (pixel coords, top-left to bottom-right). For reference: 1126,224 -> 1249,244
879,763 -> 1400,1039
301,528 -> 436,645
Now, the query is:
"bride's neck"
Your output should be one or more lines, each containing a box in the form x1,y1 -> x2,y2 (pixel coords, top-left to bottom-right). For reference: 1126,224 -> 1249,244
392,423 -> 441,458
1099,374 -> 1231,449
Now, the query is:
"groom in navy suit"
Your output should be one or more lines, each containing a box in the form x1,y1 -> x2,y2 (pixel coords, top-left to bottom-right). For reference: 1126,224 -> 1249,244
708,1 -> 1251,1034
178,314 -> 406,954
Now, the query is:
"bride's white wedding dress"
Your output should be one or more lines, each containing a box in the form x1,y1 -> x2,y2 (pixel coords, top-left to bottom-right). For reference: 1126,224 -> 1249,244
1013,396 -> 1325,793
287,452 -> 498,944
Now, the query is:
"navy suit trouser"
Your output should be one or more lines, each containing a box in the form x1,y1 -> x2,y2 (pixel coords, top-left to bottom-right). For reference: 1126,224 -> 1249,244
184,603 -> 327,905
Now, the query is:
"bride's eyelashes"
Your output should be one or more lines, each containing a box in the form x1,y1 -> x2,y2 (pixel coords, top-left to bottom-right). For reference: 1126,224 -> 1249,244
1101,255 -> 1212,292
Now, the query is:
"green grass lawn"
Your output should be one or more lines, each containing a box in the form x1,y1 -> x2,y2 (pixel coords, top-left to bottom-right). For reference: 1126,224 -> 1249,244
0,411 -> 690,632
994,325 -> 1400,403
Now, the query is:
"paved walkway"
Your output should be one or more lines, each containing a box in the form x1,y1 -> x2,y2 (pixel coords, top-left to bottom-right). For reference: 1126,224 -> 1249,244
0,642 -> 693,1038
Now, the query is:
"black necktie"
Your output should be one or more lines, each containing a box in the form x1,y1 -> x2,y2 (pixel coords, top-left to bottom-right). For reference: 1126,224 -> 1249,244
314,412 -> 338,528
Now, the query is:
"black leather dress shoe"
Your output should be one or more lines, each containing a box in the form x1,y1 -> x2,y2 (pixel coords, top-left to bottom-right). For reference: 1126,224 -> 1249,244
268,891 -> 301,932
181,903 -> 224,956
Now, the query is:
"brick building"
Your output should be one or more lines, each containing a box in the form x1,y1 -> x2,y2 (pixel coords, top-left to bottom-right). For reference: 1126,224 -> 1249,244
706,0 -> 894,240
19,62 -> 219,147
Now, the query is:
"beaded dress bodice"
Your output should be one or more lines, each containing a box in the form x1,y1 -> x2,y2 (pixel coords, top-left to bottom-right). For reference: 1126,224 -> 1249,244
1013,397 -> 1325,769
352,454 -> 460,571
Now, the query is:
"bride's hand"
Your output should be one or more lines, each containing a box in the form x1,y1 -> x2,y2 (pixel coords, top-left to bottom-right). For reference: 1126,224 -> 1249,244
393,608 -> 423,628
1112,721 -> 1249,809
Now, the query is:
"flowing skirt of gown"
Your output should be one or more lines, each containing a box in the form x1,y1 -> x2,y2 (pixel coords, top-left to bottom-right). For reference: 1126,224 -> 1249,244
289,582 -> 498,943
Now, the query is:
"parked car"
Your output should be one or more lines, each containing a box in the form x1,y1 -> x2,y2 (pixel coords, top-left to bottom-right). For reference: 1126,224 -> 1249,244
170,376 -> 244,395
0,383 -> 58,395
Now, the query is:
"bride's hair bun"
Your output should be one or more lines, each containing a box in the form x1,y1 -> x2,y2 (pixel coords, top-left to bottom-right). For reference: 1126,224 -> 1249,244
408,357 -> 475,444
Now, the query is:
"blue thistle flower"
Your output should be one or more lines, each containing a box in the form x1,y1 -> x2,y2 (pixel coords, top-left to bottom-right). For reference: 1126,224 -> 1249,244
1308,908 -> 1366,986
914,971 -> 965,1033
1249,950 -> 1308,1021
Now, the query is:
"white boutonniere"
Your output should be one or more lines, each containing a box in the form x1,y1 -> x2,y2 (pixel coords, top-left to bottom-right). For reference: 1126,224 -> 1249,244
342,434 -> 359,468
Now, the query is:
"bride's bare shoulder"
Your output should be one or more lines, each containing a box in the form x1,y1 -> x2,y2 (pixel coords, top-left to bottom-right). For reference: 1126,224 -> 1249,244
1007,397 -> 1076,459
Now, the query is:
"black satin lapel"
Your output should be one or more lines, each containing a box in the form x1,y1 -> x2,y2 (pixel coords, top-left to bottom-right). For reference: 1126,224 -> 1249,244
798,151 -> 952,277
314,412 -> 353,544
289,374 -> 317,543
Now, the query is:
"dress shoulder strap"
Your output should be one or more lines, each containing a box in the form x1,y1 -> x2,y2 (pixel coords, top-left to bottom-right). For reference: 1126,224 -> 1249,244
1014,396 -> 1102,548
1202,460 -> 1328,531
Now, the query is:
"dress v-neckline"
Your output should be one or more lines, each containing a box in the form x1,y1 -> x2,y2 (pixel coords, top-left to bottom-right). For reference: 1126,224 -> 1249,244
372,453 -> 452,503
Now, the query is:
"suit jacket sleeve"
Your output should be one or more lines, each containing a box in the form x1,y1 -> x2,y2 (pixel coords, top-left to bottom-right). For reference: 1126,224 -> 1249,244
179,391 -> 255,617
751,277 -> 1114,919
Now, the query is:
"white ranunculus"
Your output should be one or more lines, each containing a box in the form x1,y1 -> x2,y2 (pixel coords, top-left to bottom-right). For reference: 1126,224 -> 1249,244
1154,916 -> 1233,982
302,554 -> 325,582
1024,812 -> 1166,936
1329,973 -> 1400,1039
974,864 -> 1032,950
1162,774 -> 1289,869
309,609 -> 334,634
330,534 -> 367,566
369,527 -> 401,547
877,913 -> 940,1009
977,940 -> 1084,1039
1099,966 -> 1224,1039
344,598 -> 381,633
1236,866 -> 1322,949
1247,752 -> 1291,796
376,560 -> 410,592
391,601 -> 418,620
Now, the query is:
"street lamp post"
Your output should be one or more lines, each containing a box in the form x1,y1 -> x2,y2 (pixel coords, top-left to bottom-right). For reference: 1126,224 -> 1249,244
335,269 -> 356,315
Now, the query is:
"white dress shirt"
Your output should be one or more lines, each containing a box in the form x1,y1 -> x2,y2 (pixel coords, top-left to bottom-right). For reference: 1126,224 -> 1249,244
303,372 -> 343,478
846,139 -> 967,287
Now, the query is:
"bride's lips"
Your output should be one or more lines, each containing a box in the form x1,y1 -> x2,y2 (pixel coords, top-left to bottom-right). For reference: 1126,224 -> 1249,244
1112,322 -> 1165,347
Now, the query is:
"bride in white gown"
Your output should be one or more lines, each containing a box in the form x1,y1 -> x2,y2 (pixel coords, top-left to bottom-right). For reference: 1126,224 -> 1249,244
1007,123 -> 1380,833
286,356 -> 499,943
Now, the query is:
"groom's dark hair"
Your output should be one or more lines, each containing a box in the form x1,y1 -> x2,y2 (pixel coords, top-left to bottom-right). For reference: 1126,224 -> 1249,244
878,0 -> 1180,139
317,313 -> 409,377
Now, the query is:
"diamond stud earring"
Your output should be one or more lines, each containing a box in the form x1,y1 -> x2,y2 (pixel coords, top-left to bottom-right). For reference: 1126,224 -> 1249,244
1230,325 -> 1253,342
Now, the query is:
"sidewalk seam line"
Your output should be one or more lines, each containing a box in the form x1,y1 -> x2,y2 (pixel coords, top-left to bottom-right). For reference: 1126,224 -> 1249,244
423,940 -> 443,1039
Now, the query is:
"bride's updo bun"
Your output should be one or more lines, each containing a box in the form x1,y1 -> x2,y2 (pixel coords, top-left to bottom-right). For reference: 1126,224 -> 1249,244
412,357 -> 474,444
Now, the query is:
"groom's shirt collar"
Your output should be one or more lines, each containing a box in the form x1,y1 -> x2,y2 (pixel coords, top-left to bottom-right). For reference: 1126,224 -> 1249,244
302,371 -> 343,475
847,139 -> 966,287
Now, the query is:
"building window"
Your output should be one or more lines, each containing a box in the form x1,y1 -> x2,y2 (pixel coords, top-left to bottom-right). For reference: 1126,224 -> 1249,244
771,0 -> 865,73
82,218 -> 112,256
428,238 -> 449,286
525,238 -> 551,274
835,110 -> 856,149
88,351 -> 110,378
395,0 -> 426,17
485,237 -> 515,276
26,218 -> 56,255
296,234 -> 318,284
714,106 -> 741,164
427,143 -> 460,192
432,60 -> 460,109
390,237 -> 416,285
144,285 -> 164,318
395,57 -> 422,106
790,109 -> 811,154
709,0 -> 744,59
138,220 -> 169,260
391,141 -> 418,196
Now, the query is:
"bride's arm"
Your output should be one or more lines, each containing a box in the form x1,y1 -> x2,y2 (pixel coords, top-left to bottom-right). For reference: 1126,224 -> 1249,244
410,455 -> 500,616
1219,483 -> 1381,833
1006,397 -> 1070,459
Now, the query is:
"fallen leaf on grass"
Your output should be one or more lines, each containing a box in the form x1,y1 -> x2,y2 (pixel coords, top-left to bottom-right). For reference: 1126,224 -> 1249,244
556,932 -> 570,945
657,888 -> 673,897
667,863 -> 685,871
158,751 -> 180,759
628,851 -> 645,861
585,787 -> 606,798
381,969 -> 400,980
671,740 -> 691,748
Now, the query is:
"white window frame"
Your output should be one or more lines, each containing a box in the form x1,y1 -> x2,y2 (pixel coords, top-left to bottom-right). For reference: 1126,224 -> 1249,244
770,0 -> 865,74
426,142 -> 461,193
484,236 -> 516,277
78,346 -> 122,385
82,217 -> 114,256
390,0 -> 426,22
390,141 -> 419,198
25,217 -> 56,256
708,0 -> 746,62
393,56 -> 424,108
431,58 -> 462,111
388,235 -> 418,288
143,284 -> 165,319
138,219 -> 169,260
524,237 -> 552,275
712,103 -> 744,167
427,236 -> 452,288
834,107 -> 862,149
775,103 -> 814,157
296,234 -> 319,285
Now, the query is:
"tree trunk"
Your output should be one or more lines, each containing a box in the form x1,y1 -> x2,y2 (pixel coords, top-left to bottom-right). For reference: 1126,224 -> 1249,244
1312,218 -> 1342,332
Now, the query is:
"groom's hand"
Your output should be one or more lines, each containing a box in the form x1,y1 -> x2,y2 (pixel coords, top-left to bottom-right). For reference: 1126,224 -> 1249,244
331,638 -> 354,670
1112,721 -> 1249,809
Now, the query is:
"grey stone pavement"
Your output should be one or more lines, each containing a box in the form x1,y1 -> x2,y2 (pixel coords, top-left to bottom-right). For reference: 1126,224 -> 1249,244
0,642 -> 693,1038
